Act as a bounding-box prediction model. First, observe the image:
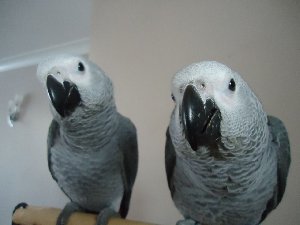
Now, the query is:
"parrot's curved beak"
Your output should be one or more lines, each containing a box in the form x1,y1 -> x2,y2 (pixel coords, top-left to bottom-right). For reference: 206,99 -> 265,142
181,85 -> 221,152
46,75 -> 81,117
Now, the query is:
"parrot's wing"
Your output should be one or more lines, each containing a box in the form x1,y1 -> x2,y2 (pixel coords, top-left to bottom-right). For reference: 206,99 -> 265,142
165,127 -> 176,197
260,115 -> 291,222
268,116 -> 291,203
47,119 -> 60,183
117,115 -> 138,218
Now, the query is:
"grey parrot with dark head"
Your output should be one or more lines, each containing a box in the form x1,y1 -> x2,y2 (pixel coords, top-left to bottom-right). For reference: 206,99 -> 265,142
165,61 -> 290,225
37,55 -> 138,225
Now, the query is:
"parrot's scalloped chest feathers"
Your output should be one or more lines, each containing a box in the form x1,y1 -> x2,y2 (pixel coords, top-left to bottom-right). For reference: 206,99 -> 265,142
171,138 -> 277,225
49,128 -> 124,212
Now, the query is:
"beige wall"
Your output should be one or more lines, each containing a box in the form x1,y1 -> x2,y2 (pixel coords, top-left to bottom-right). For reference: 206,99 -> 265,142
90,1 -> 300,224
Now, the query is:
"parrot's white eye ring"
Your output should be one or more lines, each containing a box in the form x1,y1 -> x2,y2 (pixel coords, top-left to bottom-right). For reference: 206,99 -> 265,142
228,78 -> 236,91
78,62 -> 85,72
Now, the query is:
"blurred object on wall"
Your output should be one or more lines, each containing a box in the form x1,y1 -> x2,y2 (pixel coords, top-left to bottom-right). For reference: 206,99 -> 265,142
8,93 -> 29,127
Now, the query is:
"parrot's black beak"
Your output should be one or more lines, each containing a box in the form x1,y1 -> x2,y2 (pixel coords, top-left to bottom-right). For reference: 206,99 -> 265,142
181,85 -> 221,151
46,75 -> 81,117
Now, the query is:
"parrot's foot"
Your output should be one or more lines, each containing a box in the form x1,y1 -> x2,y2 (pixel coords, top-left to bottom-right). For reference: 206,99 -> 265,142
96,208 -> 120,225
12,202 -> 28,225
56,202 -> 81,225
176,218 -> 200,225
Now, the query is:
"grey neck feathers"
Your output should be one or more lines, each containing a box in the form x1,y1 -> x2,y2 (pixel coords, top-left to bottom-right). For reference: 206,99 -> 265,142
60,101 -> 119,152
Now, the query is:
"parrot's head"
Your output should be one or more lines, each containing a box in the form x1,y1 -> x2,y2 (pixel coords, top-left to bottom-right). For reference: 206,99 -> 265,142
37,55 -> 113,119
171,61 -> 268,159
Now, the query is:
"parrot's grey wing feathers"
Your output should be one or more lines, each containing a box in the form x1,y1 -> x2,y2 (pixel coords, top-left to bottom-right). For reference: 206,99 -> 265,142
268,116 -> 291,203
117,115 -> 138,218
47,119 -> 60,183
165,127 -> 176,196
260,115 -> 291,222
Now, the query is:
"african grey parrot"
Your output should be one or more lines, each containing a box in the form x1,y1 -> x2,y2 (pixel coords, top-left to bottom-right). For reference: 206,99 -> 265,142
165,61 -> 290,225
37,55 -> 138,225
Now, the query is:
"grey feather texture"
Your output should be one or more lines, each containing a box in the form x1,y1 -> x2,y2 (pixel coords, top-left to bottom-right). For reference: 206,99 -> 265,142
38,55 -> 138,225
165,61 -> 290,225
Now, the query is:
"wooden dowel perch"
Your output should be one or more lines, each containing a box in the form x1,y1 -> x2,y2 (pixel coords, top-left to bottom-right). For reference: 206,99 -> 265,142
12,205 -> 158,225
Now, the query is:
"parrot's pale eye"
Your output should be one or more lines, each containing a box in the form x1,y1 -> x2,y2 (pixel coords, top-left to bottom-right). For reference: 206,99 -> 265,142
78,62 -> 85,72
171,94 -> 176,102
228,78 -> 236,91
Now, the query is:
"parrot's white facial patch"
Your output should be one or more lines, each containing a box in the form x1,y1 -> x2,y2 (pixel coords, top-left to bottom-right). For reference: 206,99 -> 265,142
37,55 -> 93,88
37,55 -> 113,107
171,61 -> 239,108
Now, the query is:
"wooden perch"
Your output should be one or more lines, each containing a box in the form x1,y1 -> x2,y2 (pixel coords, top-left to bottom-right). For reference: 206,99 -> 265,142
12,205 -> 158,225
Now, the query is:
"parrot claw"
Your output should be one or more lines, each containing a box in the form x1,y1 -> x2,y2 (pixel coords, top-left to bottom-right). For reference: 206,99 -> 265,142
56,202 -> 81,225
96,208 -> 120,225
12,202 -> 28,225
176,218 -> 200,225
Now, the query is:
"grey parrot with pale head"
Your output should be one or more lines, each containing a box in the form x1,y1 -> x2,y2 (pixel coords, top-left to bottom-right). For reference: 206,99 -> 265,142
165,61 -> 290,225
37,55 -> 138,225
